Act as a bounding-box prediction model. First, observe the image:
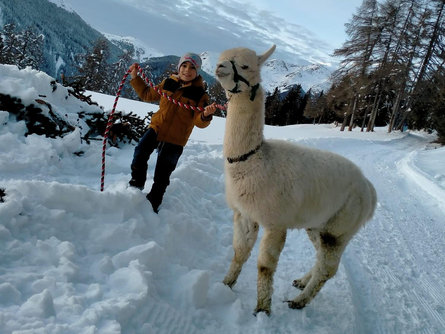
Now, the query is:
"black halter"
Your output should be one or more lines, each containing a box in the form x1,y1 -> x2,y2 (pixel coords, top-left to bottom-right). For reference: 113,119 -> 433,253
228,61 -> 260,101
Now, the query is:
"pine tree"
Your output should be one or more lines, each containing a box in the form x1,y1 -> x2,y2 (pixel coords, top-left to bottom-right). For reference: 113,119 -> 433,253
281,85 -> 304,125
406,0 -> 445,131
208,82 -> 227,117
304,90 -> 325,124
364,0 -> 411,132
332,0 -> 381,131
77,38 -> 111,93
329,0 -> 445,137
0,34 -> 4,64
1,23 -> 20,65
333,0 -> 381,79
265,88 -> 281,125
108,48 -> 135,96
387,0 -> 426,132
16,27 -> 44,70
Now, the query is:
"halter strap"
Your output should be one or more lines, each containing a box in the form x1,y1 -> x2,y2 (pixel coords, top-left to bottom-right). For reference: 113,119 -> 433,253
227,142 -> 263,164
228,61 -> 260,101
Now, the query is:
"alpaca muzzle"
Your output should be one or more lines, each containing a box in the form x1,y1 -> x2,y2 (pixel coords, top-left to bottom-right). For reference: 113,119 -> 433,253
227,61 -> 251,94
216,60 -> 259,100
231,61 -> 250,87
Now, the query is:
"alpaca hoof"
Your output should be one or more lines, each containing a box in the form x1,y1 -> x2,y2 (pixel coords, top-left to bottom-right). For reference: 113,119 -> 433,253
222,278 -> 236,288
253,307 -> 271,317
287,299 -> 307,309
292,279 -> 306,290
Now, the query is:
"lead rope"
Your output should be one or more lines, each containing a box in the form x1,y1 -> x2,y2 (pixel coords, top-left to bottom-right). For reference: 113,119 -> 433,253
100,64 -> 226,192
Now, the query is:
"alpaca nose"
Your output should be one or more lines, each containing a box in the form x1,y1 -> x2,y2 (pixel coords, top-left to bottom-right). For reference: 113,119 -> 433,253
215,63 -> 230,78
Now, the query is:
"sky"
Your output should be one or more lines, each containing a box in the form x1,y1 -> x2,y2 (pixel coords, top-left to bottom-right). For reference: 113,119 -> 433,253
52,0 -> 364,66
1,64 -> 445,333
249,0 -> 363,48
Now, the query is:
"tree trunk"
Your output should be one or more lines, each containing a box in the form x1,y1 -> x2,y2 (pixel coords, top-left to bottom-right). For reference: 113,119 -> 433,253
388,91 -> 403,132
340,112 -> 349,131
367,91 -> 381,132
348,95 -> 358,131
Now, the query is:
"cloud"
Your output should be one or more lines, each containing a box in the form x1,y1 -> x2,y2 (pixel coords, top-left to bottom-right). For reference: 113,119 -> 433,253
115,0 -> 335,65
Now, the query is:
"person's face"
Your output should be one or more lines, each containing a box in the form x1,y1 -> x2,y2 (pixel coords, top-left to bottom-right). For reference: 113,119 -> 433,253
178,62 -> 197,82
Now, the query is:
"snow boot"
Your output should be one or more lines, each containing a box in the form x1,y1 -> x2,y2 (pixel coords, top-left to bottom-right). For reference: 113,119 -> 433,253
146,192 -> 161,214
146,183 -> 166,214
129,178 -> 144,190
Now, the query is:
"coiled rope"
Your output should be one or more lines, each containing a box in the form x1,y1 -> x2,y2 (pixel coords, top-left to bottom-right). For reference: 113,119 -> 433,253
100,64 -> 226,191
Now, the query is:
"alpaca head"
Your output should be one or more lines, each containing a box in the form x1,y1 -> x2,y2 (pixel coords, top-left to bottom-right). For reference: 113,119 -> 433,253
215,45 -> 276,100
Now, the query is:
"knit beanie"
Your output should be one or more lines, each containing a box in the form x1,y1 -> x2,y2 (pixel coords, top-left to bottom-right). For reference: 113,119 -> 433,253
177,52 -> 202,72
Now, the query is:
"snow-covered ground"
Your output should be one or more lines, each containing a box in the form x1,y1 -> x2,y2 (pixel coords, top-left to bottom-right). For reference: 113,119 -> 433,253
1,65 -> 445,334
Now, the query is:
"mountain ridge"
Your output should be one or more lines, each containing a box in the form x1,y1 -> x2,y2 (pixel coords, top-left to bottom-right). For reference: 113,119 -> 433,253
0,0 -> 333,94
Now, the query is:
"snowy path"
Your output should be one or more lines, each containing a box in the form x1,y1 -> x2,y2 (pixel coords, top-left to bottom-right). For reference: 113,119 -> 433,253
332,134 -> 445,334
1,118 -> 445,333
2,65 -> 445,333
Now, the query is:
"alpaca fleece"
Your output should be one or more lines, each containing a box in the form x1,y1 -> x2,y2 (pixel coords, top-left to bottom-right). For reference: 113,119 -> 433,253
215,45 -> 377,315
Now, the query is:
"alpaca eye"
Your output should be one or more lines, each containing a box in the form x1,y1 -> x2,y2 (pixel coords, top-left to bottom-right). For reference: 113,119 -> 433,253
241,65 -> 249,70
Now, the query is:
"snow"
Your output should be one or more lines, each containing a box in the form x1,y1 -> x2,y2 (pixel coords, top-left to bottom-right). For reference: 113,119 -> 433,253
1,65 -> 445,334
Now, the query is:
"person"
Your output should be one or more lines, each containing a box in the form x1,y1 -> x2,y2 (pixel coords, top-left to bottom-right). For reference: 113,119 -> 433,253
128,53 -> 217,213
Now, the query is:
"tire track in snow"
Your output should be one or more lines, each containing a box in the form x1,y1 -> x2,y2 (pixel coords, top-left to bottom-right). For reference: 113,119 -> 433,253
397,150 -> 445,210
339,134 -> 445,334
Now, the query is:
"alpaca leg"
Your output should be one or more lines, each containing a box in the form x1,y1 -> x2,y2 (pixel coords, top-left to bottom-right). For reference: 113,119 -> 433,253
223,211 -> 259,288
255,228 -> 287,315
288,232 -> 346,309
292,229 -> 320,290
292,272 -> 312,290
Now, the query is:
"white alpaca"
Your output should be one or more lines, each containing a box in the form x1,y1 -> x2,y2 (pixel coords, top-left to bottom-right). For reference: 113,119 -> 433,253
215,45 -> 377,315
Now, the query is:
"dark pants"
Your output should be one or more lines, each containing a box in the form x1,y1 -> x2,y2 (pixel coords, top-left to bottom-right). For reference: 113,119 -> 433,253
131,128 -> 183,207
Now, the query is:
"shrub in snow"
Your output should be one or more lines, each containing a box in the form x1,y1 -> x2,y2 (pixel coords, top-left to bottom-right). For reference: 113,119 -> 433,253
0,65 -> 147,144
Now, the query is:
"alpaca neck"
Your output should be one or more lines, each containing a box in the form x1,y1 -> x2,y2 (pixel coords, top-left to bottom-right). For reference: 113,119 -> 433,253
224,89 -> 265,160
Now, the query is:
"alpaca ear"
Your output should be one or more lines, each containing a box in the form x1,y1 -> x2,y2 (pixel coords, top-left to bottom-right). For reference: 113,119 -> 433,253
258,45 -> 276,66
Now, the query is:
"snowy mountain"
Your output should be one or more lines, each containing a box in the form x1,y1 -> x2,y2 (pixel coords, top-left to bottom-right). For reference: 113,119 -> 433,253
0,0 -> 334,94
51,0 -> 335,65
47,0 -> 334,93
262,60 -> 332,94
200,50 -> 332,94
0,0 -> 128,78
1,63 -> 445,334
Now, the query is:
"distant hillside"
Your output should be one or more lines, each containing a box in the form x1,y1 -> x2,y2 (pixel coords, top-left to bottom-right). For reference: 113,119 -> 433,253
0,0 -> 123,78
0,0 -> 328,98
0,0 -> 216,89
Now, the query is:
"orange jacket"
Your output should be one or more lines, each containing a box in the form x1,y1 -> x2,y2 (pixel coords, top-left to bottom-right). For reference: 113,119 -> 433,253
130,74 -> 212,146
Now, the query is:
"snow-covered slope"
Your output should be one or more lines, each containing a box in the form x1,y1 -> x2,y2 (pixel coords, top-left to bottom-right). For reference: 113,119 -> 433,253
0,0 -> 334,94
47,0 -> 334,93
50,0 -> 335,66
2,65 -> 445,334
262,59 -> 332,93
201,51 -> 332,94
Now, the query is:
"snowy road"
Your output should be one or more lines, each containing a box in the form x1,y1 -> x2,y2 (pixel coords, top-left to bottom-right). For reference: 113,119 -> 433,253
337,134 -> 445,334
218,133 -> 445,334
